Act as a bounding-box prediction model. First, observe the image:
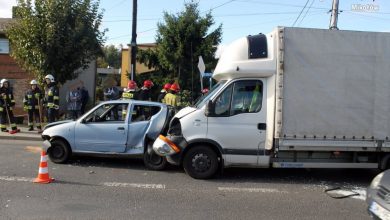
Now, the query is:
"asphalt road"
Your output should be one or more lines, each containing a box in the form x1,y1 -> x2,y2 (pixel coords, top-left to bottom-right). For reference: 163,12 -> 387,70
0,140 -> 377,220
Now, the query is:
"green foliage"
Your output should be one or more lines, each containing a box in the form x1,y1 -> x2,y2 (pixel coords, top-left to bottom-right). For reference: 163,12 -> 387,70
6,0 -> 106,84
97,44 -> 122,68
137,2 -> 222,95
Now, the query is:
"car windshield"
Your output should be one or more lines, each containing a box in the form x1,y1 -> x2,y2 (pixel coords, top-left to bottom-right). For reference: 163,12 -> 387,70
194,80 -> 227,109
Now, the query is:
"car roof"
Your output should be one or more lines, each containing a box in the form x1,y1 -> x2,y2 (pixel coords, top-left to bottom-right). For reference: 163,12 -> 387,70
102,99 -> 167,107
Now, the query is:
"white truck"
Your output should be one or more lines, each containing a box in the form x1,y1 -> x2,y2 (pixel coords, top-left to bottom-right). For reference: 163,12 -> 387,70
153,27 -> 390,179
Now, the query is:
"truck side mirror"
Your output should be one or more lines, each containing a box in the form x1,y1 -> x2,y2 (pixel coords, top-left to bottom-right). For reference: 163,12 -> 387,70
205,100 -> 215,117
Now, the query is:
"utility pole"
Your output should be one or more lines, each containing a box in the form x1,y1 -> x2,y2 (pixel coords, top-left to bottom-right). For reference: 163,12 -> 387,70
130,0 -> 138,81
329,0 -> 339,30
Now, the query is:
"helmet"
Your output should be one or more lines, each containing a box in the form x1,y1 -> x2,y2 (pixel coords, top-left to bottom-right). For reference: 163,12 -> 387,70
170,83 -> 180,92
127,80 -> 137,90
163,83 -> 171,90
0,79 -> 9,87
44,74 -> 55,83
143,80 -> 154,88
30,79 -> 38,85
201,88 -> 209,94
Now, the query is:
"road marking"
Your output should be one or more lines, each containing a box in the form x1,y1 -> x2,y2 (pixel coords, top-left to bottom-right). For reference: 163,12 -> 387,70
102,182 -> 166,189
0,176 -> 34,182
25,146 -> 42,153
218,187 -> 288,193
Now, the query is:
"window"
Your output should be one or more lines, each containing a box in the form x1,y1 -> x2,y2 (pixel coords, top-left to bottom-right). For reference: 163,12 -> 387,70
247,34 -> 267,59
214,85 -> 233,117
131,105 -> 161,122
85,103 -> 128,123
213,80 -> 263,117
0,39 -> 9,54
230,81 -> 263,115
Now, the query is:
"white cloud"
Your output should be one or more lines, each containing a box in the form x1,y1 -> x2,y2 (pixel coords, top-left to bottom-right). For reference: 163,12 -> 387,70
0,0 -> 17,18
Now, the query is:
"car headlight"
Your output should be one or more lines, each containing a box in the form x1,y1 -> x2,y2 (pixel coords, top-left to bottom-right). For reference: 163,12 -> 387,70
370,172 -> 385,190
153,135 -> 180,156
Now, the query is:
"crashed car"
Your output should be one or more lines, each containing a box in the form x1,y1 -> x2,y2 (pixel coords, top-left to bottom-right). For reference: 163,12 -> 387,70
41,99 -> 174,170
366,170 -> 390,220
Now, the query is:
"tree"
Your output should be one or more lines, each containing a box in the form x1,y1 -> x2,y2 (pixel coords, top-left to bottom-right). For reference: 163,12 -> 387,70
6,0 -> 106,84
138,2 -> 222,94
97,44 -> 122,69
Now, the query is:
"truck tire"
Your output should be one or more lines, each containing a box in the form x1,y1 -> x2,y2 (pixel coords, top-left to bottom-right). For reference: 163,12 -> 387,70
48,139 -> 71,164
143,141 -> 167,170
183,146 -> 219,179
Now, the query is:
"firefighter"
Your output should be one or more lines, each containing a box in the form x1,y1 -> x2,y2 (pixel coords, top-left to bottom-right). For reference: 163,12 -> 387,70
139,79 -> 154,101
0,79 -> 19,133
157,83 -> 171,103
122,80 -> 138,100
23,80 -> 44,132
44,74 -> 59,123
163,83 -> 180,109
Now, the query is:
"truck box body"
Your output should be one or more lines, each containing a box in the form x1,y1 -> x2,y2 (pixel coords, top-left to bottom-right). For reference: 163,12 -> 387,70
278,27 -> 390,141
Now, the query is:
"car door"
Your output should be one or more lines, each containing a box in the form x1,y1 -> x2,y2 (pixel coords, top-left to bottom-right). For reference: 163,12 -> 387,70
74,102 -> 129,153
207,79 -> 266,166
126,104 -> 162,151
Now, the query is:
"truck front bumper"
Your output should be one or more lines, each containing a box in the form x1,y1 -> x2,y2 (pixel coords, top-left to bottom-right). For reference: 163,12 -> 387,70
152,135 -> 188,165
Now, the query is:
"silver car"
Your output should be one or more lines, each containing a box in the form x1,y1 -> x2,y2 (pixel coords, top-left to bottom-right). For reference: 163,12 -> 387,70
41,100 -> 173,170
367,170 -> 390,219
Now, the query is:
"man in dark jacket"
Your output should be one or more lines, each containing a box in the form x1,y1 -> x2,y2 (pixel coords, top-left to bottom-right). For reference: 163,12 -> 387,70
0,79 -> 19,133
23,79 -> 44,132
44,74 -> 59,123
139,79 -> 154,101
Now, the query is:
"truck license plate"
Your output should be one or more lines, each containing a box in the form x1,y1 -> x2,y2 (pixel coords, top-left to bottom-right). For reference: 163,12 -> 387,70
369,201 -> 390,220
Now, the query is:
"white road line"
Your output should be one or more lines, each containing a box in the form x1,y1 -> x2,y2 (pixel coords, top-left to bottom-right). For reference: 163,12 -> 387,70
0,176 -> 34,182
102,182 -> 166,189
218,187 -> 288,193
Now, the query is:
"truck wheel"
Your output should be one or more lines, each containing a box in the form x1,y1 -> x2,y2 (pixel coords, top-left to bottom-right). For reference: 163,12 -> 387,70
183,146 -> 218,179
48,139 -> 71,164
143,142 -> 167,170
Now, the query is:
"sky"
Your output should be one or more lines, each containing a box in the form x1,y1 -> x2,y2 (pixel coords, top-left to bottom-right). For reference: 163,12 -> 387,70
1,0 -> 389,49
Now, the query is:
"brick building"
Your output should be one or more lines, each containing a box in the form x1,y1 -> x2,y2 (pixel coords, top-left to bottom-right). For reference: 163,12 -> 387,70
0,18 -> 32,116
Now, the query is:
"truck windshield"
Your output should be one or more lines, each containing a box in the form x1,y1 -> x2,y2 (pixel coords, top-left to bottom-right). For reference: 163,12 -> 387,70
194,80 -> 227,109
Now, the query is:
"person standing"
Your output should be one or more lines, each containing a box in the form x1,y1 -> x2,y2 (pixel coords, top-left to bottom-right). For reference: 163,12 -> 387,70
103,80 -> 121,120
139,79 -> 154,101
44,74 -> 59,123
80,85 -> 89,115
23,80 -> 44,132
0,79 -> 19,133
157,83 -> 171,103
66,86 -> 82,120
122,80 -> 138,100
163,83 -> 181,112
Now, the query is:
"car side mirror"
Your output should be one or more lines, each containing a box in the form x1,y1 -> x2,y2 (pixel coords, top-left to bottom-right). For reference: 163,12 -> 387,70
80,118 -> 86,124
205,100 -> 215,117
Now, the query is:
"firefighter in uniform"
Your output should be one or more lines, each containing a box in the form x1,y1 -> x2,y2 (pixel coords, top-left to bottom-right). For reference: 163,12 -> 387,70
23,80 -> 44,132
0,79 -> 19,133
44,74 -> 59,123
163,83 -> 181,112
121,80 -> 138,119
157,83 -> 171,103
122,80 -> 138,100
139,80 -> 154,101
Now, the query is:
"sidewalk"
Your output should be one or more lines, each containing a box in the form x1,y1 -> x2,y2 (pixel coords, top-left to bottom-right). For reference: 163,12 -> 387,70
0,125 -> 42,141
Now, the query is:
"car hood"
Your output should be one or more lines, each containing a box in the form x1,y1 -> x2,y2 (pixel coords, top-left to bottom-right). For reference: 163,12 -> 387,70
44,120 -> 74,130
175,106 -> 197,119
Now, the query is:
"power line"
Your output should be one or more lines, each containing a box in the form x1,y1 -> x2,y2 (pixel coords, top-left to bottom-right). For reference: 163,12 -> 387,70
202,0 -> 236,13
292,0 -> 310,27
298,0 -> 315,26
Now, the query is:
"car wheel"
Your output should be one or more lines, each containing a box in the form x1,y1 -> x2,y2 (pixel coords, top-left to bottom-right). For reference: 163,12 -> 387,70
143,142 -> 167,170
48,139 -> 71,164
183,146 -> 219,179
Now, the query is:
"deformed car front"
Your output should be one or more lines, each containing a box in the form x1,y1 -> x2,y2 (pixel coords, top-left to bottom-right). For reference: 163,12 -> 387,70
367,170 -> 390,219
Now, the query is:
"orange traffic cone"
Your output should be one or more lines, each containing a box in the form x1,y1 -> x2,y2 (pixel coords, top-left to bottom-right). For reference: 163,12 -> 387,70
33,149 -> 54,184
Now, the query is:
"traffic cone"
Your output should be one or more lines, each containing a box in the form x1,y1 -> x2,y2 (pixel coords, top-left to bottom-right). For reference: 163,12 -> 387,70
33,149 -> 54,184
